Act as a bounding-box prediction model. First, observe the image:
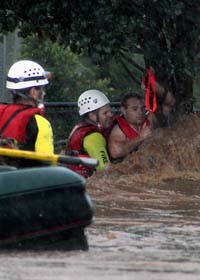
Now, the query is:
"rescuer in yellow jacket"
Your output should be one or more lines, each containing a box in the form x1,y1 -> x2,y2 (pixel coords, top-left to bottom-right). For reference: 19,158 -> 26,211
65,89 -> 113,178
0,60 -> 54,166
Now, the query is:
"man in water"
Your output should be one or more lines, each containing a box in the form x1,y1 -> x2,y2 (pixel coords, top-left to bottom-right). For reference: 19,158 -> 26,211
108,93 -> 153,162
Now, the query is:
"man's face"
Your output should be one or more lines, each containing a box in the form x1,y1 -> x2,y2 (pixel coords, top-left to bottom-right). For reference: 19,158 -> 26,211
121,97 -> 146,126
98,104 -> 113,128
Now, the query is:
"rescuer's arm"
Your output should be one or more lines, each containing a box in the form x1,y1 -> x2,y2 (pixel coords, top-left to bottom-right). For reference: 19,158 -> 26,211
83,132 -> 110,170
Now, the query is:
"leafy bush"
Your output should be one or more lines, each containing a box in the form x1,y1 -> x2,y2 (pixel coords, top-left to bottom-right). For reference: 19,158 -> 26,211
20,35 -> 113,102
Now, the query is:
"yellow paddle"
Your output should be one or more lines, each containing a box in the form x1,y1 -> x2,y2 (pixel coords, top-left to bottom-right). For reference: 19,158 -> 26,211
0,148 -> 99,167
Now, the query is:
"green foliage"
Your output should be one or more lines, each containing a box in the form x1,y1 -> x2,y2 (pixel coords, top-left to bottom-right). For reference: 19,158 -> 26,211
20,35 -> 144,103
194,68 -> 200,109
108,53 -> 145,100
1,0 -> 200,104
20,35 -> 112,102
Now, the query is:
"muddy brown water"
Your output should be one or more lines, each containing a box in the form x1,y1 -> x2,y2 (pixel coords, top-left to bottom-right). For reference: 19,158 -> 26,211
1,113 -> 200,280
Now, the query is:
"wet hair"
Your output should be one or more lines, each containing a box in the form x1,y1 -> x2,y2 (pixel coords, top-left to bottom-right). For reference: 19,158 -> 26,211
120,93 -> 144,109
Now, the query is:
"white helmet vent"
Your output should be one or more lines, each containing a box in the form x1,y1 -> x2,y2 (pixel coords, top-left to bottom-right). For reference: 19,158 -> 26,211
79,96 -> 92,107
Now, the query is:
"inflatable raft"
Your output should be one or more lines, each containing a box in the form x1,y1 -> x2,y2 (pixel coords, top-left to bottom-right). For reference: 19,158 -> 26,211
0,164 -> 94,250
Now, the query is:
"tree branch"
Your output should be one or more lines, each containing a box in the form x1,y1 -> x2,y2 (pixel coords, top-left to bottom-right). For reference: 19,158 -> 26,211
119,50 -> 145,73
119,58 -> 141,85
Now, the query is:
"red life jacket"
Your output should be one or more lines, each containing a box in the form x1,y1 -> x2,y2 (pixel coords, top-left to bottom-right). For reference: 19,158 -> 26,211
65,123 -> 104,178
67,123 -> 102,153
0,104 -> 41,145
114,115 -> 150,139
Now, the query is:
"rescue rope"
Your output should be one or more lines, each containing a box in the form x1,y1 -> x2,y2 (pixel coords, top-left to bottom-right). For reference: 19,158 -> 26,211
142,68 -> 157,113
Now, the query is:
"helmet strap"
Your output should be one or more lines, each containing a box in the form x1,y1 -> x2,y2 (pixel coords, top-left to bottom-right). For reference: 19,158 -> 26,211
90,109 -> 103,129
95,109 -> 100,124
37,89 -> 46,105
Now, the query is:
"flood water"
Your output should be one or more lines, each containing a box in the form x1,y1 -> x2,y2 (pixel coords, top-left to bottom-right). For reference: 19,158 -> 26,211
1,114 -> 200,280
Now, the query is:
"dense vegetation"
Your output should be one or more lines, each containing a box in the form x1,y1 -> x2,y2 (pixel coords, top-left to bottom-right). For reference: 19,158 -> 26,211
1,1 -> 200,107
20,35 -> 143,103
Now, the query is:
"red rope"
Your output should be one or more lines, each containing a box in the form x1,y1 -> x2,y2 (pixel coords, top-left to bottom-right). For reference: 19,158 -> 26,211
142,69 -> 157,113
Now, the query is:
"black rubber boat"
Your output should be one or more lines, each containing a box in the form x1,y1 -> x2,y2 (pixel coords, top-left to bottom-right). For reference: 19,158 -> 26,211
0,165 -> 94,250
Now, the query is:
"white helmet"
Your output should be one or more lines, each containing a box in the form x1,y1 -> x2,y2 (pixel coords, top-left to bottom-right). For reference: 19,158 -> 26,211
6,60 -> 49,90
78,89 -> 110,116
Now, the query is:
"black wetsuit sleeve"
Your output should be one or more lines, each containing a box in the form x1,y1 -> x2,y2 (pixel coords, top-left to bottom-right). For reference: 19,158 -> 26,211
18,116 -> 50,167
22,116 -> 38,151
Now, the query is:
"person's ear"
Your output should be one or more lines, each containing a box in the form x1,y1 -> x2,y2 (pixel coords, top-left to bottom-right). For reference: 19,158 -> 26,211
29,87 -> 38,99
88,111 -> 97,122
